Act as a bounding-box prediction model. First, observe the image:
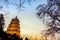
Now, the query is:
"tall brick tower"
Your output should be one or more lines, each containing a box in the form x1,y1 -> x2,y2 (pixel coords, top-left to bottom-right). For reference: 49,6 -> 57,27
6,16 -> 20,37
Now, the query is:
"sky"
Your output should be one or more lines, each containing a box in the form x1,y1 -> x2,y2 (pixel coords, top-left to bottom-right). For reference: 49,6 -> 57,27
0,0 -> 47,36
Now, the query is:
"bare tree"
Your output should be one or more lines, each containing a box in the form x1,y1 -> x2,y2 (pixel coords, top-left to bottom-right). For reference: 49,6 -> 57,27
36,0 -> 60,40
0,0 -> 35,11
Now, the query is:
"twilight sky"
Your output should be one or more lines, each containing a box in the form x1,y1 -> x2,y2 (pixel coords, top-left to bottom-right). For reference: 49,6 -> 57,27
0,0 -> 47,36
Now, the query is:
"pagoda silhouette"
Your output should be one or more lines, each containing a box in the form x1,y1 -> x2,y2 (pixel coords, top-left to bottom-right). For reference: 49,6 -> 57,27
6,16 -> 20,38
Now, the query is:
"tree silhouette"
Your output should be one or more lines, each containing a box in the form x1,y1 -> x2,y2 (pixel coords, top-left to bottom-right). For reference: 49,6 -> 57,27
37,0 -> 60,40
0,0 -> 35,12
25,37 -> 29,40
0,14 -> 9,40
20,37 -> 23,40
10,33 -> 20,40
0,14 -> 5,31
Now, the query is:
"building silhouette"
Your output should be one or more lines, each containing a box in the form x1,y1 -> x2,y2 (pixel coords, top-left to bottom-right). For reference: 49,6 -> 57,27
6,16 -> 20,38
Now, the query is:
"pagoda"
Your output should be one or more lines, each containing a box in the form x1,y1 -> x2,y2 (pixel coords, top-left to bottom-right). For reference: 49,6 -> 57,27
6,16 -> 20,37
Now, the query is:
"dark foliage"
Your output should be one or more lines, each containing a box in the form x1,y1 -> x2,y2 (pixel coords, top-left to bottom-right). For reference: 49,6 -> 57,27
37,0 -> 60,33
25,37 -> 29,40
36,0 -> 60,40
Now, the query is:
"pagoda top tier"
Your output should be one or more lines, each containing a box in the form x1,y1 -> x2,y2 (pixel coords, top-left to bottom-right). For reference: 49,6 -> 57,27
11,16 -> 20,24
